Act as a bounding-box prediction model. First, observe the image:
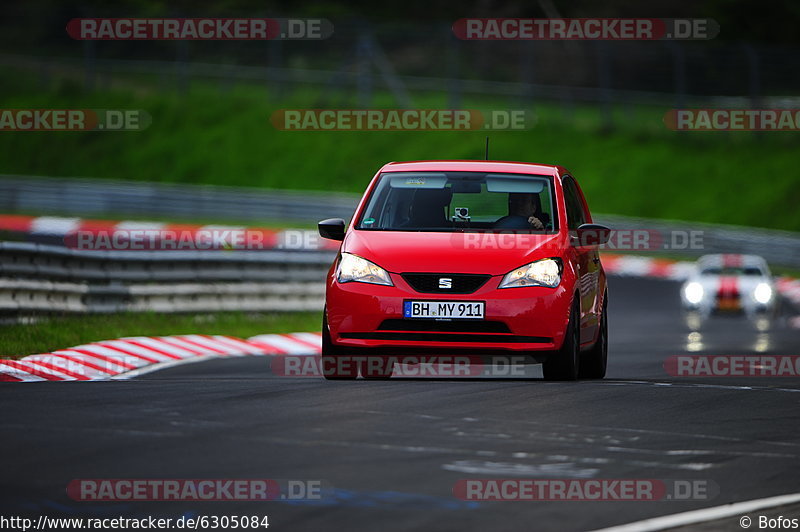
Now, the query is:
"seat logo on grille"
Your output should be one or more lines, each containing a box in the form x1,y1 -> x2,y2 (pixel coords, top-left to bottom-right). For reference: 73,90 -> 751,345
438,278 -> 452,289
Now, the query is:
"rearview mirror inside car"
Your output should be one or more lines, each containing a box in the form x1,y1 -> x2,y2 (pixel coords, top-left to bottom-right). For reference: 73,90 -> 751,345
318,218 -> 346,241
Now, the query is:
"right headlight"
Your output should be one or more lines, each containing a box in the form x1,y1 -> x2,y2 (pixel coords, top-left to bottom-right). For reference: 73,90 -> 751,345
499,258 -> 562,289
683,282 -> 704,305
753,282 -> 773,304
336,253 -> 393,286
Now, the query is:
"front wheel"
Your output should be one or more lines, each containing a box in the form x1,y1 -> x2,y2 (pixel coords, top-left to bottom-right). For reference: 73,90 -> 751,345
543,300 -> 580,381
321,315 -> 358,380
579,295 -> 608,379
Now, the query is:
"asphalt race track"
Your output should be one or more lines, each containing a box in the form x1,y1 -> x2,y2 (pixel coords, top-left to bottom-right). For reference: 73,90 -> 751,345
2,277 -> 799,531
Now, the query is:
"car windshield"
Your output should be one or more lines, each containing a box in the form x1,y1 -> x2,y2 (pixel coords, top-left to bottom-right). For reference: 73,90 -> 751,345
356,171 -> 557,232
700,266 -> 764,276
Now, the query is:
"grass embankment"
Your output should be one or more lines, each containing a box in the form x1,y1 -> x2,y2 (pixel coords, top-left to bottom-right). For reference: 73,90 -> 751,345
1,311 -> 322,359
0,69 -> 798,231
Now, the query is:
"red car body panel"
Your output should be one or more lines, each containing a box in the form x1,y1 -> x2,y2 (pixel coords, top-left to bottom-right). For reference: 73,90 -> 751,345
324,160 -> 607,358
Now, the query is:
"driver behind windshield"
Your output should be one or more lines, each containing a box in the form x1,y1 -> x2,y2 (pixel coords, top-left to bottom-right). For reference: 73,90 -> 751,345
495,192 -> 549,230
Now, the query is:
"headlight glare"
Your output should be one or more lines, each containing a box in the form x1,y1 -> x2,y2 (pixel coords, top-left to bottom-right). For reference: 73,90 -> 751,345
753,282 -> 773,304
684,282 -> 704,305
499,258 -> 562,289
337,253 -> 393,286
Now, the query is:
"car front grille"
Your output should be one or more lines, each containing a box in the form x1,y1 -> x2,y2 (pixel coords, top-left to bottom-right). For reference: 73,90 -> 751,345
401,273 -> 491,294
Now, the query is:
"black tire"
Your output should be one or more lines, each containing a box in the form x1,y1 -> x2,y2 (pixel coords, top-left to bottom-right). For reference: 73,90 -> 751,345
359,356 -> 394,380
579,295 -> 608,379
321,314 -> 358,380
543,299 -> 580,381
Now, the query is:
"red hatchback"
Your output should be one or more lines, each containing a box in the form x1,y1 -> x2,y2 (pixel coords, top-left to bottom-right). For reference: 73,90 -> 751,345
318,160 -> 610,381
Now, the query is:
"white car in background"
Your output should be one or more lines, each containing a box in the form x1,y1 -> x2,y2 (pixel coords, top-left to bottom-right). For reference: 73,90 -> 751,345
681,254 -> 778,317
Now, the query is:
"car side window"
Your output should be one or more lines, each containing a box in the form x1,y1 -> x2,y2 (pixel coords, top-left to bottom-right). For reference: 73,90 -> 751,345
562,177 -> 586,230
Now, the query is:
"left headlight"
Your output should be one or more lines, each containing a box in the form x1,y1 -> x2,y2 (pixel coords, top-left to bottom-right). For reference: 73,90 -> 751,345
337,253 -> 393,286
499,258 -> 562,289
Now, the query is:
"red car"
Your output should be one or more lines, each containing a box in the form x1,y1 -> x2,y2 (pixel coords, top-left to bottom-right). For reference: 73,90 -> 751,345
318,160 -> 610,381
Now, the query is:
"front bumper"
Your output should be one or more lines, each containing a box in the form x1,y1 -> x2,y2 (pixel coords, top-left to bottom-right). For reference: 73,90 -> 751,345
326,271 -> 573,354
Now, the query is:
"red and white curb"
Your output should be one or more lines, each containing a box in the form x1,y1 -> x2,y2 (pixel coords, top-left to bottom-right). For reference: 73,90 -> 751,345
0,333 -> 322,382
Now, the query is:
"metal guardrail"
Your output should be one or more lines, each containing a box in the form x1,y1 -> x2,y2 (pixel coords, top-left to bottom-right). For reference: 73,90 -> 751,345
593,215 -> 800,268
0,242 -> 333,314
0,242 -> 334,282
0,278 -> 324,313
0,175 -> 359,224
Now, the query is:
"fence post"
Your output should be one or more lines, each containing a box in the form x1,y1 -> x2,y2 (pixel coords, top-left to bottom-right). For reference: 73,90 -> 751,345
446,24 -> 461,109
597,41 -> 614,131
83,40 -> 95,92
669,42 -> 687,110
519,40 -> 535,109
742,44 -> 761,108
175,40 -> 189,96
268,38 -> 284,101
356,31 -> 373,108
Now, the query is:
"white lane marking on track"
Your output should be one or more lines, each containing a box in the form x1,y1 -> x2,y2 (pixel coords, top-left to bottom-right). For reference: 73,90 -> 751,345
590,492 -> 800,532
362,409 -> 800,452
441,460 -> 599,478
596,379 -> 800,393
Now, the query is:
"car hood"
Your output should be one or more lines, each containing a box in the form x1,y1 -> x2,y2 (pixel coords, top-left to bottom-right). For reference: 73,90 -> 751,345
343,230 -> 565,276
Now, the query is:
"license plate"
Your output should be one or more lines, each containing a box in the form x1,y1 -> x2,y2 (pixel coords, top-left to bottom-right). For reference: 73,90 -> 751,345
717,299 -> 741,311
403,300 -> 485,319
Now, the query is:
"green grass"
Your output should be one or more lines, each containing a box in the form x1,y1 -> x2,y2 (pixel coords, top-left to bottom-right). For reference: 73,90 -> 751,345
1,67 -> 799,232
0,311 -> 322,359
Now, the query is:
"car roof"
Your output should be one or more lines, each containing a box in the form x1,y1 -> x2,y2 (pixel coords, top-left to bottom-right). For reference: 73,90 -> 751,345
379,160 -> 564,177
696,254 -> 768,268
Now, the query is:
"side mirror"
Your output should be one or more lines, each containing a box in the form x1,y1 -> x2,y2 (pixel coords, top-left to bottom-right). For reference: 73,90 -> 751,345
574,223 -> 611,248
318,218 -> 346,241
